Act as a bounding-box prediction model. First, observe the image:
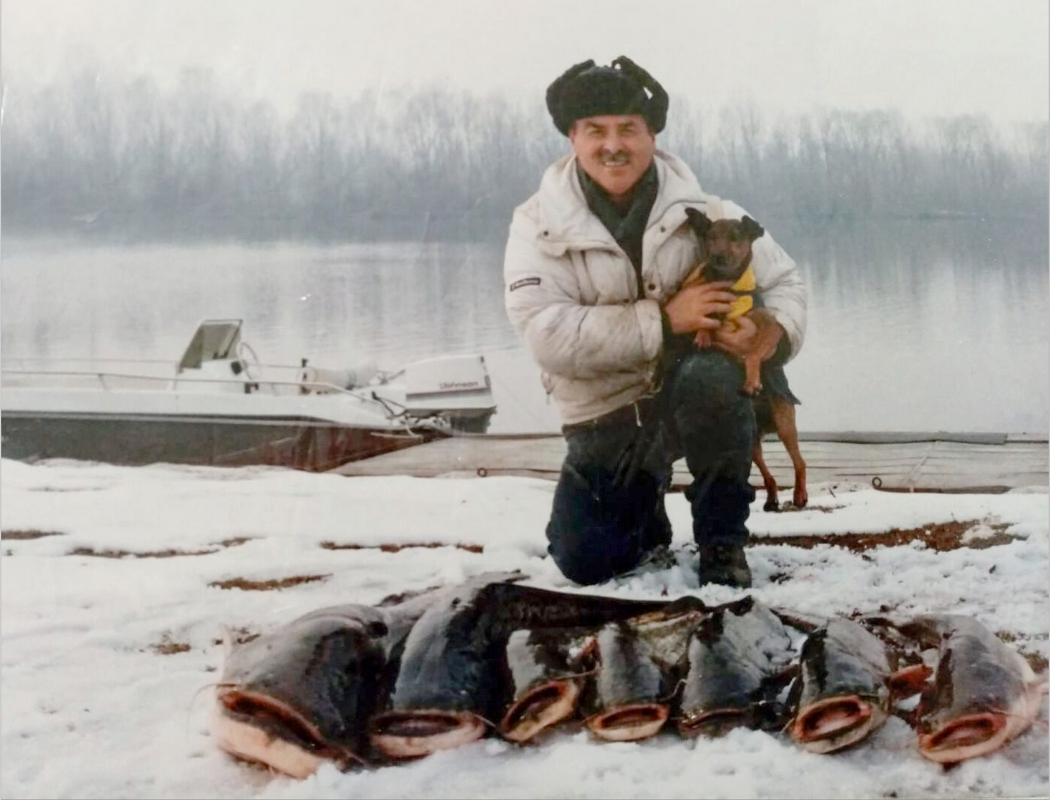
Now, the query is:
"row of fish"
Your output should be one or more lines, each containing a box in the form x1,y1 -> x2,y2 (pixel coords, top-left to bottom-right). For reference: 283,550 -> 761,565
210,572 -> 1046,779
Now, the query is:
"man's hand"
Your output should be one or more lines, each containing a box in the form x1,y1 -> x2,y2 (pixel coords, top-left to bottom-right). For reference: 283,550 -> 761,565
663,281 -> 737,334
711,308 -> 784,363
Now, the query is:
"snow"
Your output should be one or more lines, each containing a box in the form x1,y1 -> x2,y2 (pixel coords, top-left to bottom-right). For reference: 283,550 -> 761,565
1,457 -> 1047,799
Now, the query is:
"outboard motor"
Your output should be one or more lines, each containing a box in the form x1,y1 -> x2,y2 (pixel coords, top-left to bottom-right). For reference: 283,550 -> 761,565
402,355 -> 496,433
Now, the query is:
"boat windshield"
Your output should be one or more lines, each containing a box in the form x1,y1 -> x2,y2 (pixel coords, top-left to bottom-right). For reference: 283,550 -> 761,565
177,319 -> 243,372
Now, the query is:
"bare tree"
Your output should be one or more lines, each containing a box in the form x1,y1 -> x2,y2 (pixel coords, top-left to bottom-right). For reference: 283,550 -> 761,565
3,61 -> 1045,242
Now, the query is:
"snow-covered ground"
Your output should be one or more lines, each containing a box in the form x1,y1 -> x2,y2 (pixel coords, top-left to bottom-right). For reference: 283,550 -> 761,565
1,457 -> 1047,799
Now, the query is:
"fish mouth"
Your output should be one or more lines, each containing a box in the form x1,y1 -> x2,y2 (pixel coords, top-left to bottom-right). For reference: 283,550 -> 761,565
585,703 -> 669,742
677,708 -> 752,739
369,710 -> 488,759
499,680 -> 582,743
212,689 -> 353,779
790,695 -> 881,754
918,713 -> 1011,763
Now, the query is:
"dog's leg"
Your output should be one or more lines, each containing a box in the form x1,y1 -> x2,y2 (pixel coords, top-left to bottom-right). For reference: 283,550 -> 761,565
736,311 -> 779,396
752,437 -> 780,512
742,354 -> 763,395
715,316 -> 763,395
770,397 -> 807,509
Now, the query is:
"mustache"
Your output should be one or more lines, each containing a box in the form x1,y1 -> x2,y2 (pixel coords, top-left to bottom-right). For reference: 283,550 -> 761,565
600,152 -> 630,165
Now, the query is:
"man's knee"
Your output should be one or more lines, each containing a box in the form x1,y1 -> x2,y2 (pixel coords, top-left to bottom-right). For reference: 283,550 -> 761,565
669,350 -> 756,465
546,512 -> 635,585
545,461 -> 656,585
547,541 -> 622,586
671,350 -> 747,413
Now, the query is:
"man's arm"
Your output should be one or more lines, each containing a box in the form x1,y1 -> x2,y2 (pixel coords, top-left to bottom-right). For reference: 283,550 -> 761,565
503,215 -> 665,380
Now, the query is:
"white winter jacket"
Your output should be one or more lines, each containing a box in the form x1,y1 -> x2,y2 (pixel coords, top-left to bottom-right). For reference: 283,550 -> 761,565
503,150 -> 807,427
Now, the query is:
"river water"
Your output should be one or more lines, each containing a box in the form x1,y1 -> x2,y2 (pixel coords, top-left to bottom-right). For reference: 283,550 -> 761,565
2,220 -> 1047,435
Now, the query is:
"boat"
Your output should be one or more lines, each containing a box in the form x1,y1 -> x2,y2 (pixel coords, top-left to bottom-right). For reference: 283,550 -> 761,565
0,318 -> 497,471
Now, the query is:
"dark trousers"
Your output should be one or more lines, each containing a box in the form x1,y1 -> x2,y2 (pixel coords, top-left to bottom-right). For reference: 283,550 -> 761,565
546,350 -> 756,585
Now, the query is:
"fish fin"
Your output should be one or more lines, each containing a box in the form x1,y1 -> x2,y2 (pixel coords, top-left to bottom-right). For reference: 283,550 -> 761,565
377,572 -> 524,608
572,634 -> 600,669
766,662 -> 800,691
885,663 -> 933,698
376,584 -> 444,607
660,594 -> 708,616
779,675 -> 803,733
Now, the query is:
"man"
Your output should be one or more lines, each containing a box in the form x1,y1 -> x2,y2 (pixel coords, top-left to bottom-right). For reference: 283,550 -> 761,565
503,56 -> 807,588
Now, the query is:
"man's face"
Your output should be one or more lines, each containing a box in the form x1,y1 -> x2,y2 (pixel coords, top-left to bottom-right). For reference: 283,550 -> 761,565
569,114 -> 656,202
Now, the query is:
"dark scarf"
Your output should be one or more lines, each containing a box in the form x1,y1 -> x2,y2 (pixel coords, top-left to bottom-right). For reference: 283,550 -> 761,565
577,162 -> 658,295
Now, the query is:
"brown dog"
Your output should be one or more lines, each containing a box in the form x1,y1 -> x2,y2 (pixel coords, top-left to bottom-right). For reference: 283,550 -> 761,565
682,209 -> 808,510
681,209 -> 768,394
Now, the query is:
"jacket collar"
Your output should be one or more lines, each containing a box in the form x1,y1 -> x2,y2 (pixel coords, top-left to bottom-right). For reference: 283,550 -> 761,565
535,150 -> 710,248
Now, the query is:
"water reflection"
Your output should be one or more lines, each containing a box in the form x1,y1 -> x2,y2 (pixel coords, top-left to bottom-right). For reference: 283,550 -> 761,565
2,221 -> 1046,435
778,218 -> 1048,434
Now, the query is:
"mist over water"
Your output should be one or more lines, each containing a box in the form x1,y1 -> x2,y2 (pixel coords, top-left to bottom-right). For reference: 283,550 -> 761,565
3,218 -> 1046,435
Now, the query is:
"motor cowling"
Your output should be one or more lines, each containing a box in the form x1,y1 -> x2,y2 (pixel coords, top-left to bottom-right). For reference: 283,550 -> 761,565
402,355 -> 496,432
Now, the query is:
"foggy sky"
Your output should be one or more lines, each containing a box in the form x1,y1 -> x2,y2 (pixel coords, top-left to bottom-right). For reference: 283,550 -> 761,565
2,0 -> 1048,124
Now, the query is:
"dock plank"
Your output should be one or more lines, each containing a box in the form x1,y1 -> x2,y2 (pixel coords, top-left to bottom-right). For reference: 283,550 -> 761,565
330,433 -> 1048,493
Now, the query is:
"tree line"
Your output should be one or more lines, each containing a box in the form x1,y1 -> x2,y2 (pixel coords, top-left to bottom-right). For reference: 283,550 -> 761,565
2,66 -> 1047,242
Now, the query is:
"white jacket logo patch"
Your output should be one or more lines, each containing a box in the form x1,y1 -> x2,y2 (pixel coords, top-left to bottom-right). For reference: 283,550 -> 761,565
509,277 -> 541,292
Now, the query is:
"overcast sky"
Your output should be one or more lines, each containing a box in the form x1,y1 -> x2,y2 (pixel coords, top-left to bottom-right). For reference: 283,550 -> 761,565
2,0 -> 1048,125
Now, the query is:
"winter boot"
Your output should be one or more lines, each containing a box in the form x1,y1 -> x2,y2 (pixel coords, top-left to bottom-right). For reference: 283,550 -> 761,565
698,543 -> 752,588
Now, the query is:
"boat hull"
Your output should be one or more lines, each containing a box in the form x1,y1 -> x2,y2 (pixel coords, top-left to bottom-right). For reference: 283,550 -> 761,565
0,413 -> 447,472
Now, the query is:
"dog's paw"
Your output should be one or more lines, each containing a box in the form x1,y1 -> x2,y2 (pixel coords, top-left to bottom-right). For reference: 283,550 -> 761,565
692,330 -> 714,349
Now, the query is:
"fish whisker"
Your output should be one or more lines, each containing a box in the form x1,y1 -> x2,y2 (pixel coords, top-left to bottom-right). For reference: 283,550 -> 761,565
191,682 -> 237,711
984,706 -> 1050,732
472,712 -> 501,731
659,678 -> 687,705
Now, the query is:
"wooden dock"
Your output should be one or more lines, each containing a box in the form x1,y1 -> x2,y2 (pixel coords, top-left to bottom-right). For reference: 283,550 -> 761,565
331,432 -> 1048,493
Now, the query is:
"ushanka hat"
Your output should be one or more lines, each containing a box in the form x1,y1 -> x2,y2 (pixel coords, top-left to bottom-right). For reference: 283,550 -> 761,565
546,55 -> 669,136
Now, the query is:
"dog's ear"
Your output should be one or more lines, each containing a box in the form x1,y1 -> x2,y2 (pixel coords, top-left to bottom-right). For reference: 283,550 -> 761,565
685,207 -> 713,237
740,216 -> 765,241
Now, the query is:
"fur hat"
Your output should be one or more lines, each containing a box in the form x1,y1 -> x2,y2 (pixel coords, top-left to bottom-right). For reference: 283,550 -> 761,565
546,56 -> 668,136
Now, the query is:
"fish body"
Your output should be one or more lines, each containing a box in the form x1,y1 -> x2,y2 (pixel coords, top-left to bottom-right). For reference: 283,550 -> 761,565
212,588 -> 444,778
677,596 -> 796,738
787,617 -> 893,754
902,615 -> 1045,764
369,580 -> 670,759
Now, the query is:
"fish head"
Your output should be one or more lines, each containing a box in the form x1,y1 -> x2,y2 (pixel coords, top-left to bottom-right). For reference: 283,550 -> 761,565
910,615 -> 1044,764
213,606 -> 393,777
368,577 -> 521,760
788,619 -> 894,754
